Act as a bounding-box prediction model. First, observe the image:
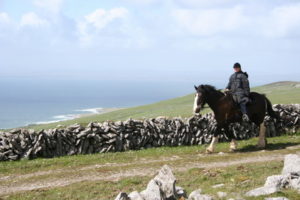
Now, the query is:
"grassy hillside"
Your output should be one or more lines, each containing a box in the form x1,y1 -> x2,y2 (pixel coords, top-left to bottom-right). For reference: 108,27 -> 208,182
25,81 -> 300,130
1,135 -> 300,199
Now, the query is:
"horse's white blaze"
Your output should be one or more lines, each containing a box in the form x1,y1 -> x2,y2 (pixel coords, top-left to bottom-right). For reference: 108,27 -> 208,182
193,93 -> 199,113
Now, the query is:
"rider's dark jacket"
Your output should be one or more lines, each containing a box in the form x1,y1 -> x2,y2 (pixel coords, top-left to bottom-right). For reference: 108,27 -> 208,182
226,71 -> 250,98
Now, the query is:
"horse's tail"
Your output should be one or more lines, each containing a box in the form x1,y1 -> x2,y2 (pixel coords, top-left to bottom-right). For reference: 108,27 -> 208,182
264,96 -> 278,120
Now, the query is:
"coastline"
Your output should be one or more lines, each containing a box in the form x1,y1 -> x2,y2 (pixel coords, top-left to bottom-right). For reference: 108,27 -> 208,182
31,107 -> 123,126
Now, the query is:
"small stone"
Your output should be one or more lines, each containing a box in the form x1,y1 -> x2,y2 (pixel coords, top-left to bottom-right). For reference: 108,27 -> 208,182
217,191 -> 227,198
264,197 -> 289,200
188,189 -> 213,200
212,184 -> 224,188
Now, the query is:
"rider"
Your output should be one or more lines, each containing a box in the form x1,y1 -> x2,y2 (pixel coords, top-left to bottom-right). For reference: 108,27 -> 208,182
225,62 -> 250,122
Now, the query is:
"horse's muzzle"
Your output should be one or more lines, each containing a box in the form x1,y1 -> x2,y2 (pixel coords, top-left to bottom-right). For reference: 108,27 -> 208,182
193,107 -> 201,114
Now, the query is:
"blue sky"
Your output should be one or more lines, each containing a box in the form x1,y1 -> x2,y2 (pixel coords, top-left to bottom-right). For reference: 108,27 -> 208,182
1,0 -> 300,86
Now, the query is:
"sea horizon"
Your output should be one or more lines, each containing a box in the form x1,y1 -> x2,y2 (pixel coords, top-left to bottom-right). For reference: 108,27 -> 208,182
1,79 -> 222,129
0,78 -> 282,129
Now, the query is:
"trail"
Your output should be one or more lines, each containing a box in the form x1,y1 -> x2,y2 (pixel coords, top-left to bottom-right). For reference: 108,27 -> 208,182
1,145 -> 300,196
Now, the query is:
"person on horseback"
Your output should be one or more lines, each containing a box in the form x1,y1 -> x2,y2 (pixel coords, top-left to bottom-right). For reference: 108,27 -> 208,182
225,62 -> 250,122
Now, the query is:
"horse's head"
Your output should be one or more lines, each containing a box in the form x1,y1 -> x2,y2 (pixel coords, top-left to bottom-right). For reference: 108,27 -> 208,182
193,85 -> 207,114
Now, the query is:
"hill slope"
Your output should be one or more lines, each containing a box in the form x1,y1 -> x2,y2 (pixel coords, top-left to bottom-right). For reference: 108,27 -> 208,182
26,81 -> 300,130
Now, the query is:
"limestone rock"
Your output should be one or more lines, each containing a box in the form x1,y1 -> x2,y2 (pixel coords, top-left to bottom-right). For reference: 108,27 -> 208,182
245,185 -> 280,197
246,155 -> 300,197
140,179 -> 163,200
264,197 -> 289,200
115,192 -> 130,200
175,186 -> 187,198
246,174 -> 289,197
128,191 -> 144,200
153,165 -> 176,199
282,154 -> 300,175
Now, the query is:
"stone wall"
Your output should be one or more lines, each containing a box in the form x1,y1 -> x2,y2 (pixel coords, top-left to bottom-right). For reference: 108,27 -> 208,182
0,104 -> 299,161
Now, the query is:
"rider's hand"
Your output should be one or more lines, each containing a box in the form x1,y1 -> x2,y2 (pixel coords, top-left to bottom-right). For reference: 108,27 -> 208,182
224,88 -> 230,95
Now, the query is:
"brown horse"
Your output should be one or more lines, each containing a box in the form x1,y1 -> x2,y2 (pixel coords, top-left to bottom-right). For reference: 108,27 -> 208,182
193,84 -> 277,153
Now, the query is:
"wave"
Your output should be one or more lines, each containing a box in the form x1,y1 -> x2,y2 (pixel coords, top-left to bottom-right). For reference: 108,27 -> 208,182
31,107 -> 108,125
75,107 -> 104,114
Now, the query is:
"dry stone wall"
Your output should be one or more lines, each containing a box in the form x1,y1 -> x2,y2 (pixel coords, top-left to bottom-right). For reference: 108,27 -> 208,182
0,104 -> 299,161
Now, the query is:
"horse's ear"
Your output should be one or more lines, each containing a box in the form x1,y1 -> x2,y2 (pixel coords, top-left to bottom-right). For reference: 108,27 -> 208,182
194,85 -> 198,91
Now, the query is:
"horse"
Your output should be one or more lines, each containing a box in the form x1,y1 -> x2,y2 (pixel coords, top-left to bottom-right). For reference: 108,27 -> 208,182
193,84 -> 277,153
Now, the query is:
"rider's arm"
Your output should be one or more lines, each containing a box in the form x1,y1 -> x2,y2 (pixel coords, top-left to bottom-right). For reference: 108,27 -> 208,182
226,76 -> 232,90
242,75 -> 250,95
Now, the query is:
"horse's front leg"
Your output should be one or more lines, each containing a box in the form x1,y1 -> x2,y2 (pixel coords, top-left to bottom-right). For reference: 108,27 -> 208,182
206,126 -> 220,153
257,122 -> 267,148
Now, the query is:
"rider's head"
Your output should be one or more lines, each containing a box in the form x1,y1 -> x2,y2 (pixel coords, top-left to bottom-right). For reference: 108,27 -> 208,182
233,62 -> 241,72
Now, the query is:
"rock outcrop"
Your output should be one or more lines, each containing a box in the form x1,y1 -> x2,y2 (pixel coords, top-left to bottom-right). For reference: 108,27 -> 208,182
115,165 -> 211,200
246,154 -> 300,197
115,154 -> 300,200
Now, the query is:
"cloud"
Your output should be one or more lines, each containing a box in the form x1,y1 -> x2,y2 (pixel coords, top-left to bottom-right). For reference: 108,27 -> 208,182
122,0 -> 161,6
0,12 -> 10,24
173,0 -> 235,8
77,7 -> 130,47
171,2 -> 300,39
84,8 -> 128,30
172,6 -> 246,36
33,0 -> 64,13
261,3 -> 300,38
20,12 -> 49,27
0,12 -> 14,41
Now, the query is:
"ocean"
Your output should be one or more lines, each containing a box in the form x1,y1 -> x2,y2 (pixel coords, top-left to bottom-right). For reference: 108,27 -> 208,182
0,79 -> 220,129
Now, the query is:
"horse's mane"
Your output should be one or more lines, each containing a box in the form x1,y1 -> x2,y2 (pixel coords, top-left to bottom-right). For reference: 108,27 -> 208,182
197,84 -> 223,96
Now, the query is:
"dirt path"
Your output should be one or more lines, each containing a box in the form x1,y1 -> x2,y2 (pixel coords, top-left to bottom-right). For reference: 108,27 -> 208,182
1,146 -> 300,196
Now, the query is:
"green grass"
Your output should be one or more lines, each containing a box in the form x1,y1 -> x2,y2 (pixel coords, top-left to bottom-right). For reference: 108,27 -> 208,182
1,134 -> 299,176
1,134 -> 300,200
21,81 -> 300,131
252,81 -> 300,104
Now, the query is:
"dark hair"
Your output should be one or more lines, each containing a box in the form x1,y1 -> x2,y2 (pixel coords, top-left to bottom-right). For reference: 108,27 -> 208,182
233,62 -> 241,68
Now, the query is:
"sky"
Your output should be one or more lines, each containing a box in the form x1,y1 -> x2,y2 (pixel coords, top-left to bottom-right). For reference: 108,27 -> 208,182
1,0 -> 300,86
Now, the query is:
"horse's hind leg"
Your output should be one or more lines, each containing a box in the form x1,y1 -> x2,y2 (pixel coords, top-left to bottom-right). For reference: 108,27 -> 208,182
224,126 -> 238,152
230,139 -> 238,152
257,122 -> 267,148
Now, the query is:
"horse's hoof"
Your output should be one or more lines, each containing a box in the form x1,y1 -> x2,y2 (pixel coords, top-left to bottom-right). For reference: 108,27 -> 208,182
256,145 -> 266,149
205,148 -> 213,154
257,141 -> 267,149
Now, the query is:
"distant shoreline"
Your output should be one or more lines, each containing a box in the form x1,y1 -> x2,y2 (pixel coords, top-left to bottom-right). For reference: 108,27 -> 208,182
27,107 -> 123,126
75,107 -> 122,118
